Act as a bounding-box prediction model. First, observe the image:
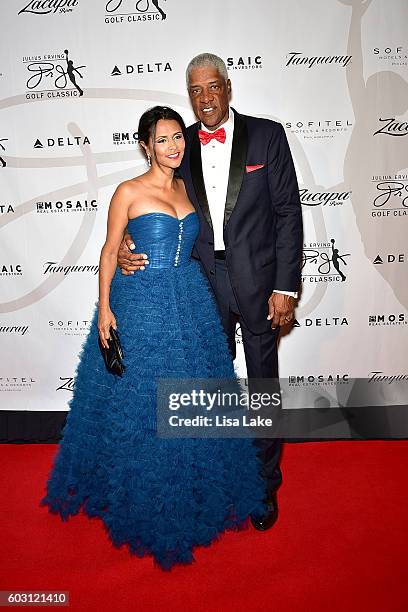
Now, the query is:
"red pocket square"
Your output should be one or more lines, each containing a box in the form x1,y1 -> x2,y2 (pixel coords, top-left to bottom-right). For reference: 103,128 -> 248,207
246,164 -> 265,173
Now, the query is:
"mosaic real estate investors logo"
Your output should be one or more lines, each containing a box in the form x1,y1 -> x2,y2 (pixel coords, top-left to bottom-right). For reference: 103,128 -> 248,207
226,55 -> 263,70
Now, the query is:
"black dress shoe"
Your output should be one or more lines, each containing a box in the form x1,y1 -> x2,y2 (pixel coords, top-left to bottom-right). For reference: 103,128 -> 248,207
250,493 -> 278,531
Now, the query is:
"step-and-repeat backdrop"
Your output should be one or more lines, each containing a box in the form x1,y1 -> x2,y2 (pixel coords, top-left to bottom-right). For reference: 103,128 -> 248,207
1,0 -> 407,411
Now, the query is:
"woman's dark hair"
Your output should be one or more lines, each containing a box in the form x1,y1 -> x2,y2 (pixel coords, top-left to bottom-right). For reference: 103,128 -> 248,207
138,106 -> 186,162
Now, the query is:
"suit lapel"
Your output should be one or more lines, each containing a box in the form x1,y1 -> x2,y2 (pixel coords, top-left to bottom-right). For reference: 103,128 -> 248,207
190,126 -> 213,230
189,110 -> 248,230
224,110 -> 248,226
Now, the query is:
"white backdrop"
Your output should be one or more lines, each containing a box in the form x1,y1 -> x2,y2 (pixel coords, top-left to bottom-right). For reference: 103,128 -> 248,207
1,0 -> 407,411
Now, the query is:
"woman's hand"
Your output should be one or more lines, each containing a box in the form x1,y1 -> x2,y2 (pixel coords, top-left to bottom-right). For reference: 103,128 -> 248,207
98,307 -> 117,349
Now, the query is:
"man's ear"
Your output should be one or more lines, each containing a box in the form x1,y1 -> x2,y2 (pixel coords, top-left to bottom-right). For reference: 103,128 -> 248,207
227,79 -> 232,97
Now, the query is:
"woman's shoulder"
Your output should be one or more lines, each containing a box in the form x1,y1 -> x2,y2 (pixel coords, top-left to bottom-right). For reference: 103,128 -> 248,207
114,176 -> 147,201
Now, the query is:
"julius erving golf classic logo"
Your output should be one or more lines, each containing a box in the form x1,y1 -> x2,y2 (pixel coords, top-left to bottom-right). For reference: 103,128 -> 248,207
302,238 -> 350,283
23,49 -> 85,100
370,173 -> 408,220
105,0 -> 167,23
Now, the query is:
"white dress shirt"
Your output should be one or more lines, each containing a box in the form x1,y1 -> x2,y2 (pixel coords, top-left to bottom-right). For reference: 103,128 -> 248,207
199,110 -> 297,299
200,109 -> 234,250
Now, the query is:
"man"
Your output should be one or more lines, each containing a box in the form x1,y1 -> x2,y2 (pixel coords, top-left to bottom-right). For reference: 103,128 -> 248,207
118,53 -> 303,530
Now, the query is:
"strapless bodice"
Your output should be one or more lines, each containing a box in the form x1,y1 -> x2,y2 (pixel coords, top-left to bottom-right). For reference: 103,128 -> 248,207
126,211 -> 199,269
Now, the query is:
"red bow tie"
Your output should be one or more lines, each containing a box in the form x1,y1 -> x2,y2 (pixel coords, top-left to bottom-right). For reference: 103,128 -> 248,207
198,127 -> 226,145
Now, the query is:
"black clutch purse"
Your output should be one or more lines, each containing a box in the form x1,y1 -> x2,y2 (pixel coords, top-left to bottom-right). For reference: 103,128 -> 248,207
99,326 -> 125,377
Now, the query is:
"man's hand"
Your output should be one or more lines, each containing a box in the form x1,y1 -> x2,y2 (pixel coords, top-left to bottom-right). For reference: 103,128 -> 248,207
117,232 -> 149,275
267,292 -> 296,330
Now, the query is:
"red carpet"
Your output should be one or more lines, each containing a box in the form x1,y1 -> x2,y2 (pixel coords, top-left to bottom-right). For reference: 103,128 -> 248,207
1,441 -> 407,611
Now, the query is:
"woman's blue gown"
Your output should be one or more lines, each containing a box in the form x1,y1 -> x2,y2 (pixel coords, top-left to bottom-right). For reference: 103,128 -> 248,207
40,211 -> 266,570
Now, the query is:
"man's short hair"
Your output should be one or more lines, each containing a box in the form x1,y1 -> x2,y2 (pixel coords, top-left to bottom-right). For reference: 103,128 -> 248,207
186,53 -> 228,86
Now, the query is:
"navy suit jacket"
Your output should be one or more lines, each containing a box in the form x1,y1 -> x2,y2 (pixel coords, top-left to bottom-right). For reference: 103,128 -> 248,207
179,108 -> 303,335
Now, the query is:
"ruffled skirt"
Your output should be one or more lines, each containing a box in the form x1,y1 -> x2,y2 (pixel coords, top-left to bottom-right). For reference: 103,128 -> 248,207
40,261 -> 266,570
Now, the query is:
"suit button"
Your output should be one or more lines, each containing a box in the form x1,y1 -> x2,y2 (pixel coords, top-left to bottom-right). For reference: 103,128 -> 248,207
210,270 -> 215,275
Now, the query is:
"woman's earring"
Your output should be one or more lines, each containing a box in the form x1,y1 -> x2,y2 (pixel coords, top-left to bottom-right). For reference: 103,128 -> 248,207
147,153 -> 151,167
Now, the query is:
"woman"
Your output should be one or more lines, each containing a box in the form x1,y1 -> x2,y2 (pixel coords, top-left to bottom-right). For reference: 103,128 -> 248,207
40,106 -> 266,570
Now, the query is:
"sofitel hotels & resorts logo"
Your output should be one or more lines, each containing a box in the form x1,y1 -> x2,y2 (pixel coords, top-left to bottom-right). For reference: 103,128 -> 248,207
23,49 -> 86,100
0,377 -> 37,391
104,0 -> 167,24
285,118 -> 353,141
373,46 -> 407,68
49,318 -> 91,336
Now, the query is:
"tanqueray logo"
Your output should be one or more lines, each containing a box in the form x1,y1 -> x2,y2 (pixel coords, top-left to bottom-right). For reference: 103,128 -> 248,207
285,52 -> 352,68
18,0 -> 79,15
